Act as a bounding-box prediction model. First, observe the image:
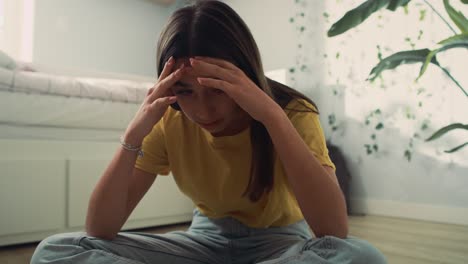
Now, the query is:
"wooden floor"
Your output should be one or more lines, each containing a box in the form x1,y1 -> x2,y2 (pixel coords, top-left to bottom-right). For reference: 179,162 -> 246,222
348,215 -> 468,264
1,215 -> 467,263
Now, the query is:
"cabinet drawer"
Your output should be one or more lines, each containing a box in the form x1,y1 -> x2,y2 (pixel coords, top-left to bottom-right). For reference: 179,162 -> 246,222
0,160 -> 65,236
130,175 -> 195,221
68,159 -> 108,228
68,160 -> 193,228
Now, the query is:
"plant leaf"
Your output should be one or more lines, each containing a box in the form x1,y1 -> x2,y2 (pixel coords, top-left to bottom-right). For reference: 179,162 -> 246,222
426,123 -> 468,141
327,0 -> 411,37
462,0 -> 468,4
368,49 -> 439,81
387,0 -> 411,11
444,0 -> 468,33
418,34 -> 468,79
444,142 -> 468,153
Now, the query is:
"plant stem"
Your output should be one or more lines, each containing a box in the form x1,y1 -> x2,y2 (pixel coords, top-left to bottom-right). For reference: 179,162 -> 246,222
439,66 -> 468,97
423,0 -> 457,34
421,0 -> 466,97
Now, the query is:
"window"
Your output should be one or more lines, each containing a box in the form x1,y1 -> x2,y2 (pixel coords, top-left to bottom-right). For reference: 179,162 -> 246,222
0,0 -> 35,62
0,0 -> 4,41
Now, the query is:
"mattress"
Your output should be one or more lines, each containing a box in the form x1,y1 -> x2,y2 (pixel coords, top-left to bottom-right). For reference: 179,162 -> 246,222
0,68 -> 152,103
0,68 -> 151,137
0,90 -> 140,130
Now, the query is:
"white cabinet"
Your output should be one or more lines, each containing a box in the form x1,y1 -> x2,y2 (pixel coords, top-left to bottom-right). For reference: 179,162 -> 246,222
0,139 -> 194,246
68,158 -> 110,228
67,158 -> 194,229
0,160 -> 65,236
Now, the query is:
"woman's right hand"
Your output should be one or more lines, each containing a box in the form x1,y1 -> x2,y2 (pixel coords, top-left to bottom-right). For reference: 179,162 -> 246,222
123,57 -> 185,145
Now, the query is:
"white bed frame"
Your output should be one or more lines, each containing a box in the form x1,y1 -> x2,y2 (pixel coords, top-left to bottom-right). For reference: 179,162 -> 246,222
0,64 -> 197,246
0,138 -> 194,247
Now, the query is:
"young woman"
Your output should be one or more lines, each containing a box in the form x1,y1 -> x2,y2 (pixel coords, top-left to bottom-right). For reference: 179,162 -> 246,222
31,1 -> 386,263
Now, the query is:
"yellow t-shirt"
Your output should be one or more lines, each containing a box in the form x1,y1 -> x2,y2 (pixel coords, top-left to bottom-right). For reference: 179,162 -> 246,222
135,98 -> 335,228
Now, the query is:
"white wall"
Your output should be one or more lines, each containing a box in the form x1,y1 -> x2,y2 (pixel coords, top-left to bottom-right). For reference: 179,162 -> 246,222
223,0 -> 297,72
32,0 -> 180,77
29,0 -> 298,77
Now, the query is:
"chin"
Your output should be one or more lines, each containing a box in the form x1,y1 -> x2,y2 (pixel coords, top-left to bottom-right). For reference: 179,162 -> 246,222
197,119 -> 226,134
203,124 -> 228,136
205,126 -> 225,134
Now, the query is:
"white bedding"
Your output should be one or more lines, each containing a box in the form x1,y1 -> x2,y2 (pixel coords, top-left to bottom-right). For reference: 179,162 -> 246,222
0,67 -> 153,140
0,68 -> 152,103
0,90 -> 139,130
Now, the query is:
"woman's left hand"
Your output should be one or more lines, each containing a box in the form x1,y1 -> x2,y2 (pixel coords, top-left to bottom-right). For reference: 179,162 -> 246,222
189,57 -> 282,125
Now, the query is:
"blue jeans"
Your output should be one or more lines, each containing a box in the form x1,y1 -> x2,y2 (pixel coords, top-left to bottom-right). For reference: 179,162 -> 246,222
31,208 -> 387,263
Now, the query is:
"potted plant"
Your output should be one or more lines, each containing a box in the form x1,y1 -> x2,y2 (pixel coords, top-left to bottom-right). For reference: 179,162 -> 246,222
327,0 -> 468,153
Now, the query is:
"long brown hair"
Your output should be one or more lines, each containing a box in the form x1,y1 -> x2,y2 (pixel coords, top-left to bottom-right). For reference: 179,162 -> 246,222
156,0 -> 318,202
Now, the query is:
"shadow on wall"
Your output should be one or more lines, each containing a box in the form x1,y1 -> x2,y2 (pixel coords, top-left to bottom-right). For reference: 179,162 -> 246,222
304,84 -> 468,218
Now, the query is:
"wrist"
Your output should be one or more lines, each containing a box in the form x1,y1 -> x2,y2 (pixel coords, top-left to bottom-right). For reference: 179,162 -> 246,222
262,104 -> 287,129
119,135 -> 144,157
121,132 -> 143,147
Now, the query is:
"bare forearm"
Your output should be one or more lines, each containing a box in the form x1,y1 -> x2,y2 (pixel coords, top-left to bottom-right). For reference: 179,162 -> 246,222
85,146 -> 138,239
264,110 -> 348,238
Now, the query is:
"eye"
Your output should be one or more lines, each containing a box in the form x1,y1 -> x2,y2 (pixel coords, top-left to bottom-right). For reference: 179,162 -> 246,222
175,90 -> 193,96
212,89 -> 224,95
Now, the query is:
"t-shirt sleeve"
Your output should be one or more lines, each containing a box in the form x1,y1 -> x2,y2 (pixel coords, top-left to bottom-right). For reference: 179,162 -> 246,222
134,119 -> 171,176
288,101 -> 336,171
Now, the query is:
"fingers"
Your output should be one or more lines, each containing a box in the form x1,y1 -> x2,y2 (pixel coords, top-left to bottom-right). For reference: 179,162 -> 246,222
148,64 -> 185,102
158,56 -> 175,82
146,56 -> 175,99
146,87 -> 155,96
190,58 -> 237,83
150,95 -> 177,109
158,63 -> 185,93
197,77 -> 233,93
193,56 -> 238,72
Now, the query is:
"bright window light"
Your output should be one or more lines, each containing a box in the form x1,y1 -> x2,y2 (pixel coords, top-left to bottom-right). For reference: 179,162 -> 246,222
0,0 -> 35,62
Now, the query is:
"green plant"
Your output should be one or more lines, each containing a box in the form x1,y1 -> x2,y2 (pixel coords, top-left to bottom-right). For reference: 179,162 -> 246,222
363,109 -> 384,155
327,0 -> 468,153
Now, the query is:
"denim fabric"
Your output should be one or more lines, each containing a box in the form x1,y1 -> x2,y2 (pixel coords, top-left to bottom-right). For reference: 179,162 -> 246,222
31,208 -> 387,264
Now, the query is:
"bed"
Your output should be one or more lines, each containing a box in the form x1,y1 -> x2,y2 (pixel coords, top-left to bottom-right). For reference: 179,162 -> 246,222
0,61 -> 195,246
0,66 -> 150,139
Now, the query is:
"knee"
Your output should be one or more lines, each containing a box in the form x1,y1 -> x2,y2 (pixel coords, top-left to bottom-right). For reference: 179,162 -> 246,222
35,232 -> 86,250
30,232 -> 86,264
345,237 -> 387,264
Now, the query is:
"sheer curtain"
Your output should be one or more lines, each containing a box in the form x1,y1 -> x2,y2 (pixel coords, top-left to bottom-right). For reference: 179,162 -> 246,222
0,0 -> 35,62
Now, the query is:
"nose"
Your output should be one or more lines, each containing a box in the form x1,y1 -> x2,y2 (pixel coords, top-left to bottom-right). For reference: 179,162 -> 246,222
195,94 -> 216,121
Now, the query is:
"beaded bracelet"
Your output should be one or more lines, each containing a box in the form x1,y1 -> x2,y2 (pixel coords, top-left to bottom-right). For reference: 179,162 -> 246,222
119,135 -> 144,157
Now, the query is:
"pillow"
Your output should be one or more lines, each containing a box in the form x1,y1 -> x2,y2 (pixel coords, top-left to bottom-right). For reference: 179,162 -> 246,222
16,61 -> 37,72
0,50 -> 17,70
